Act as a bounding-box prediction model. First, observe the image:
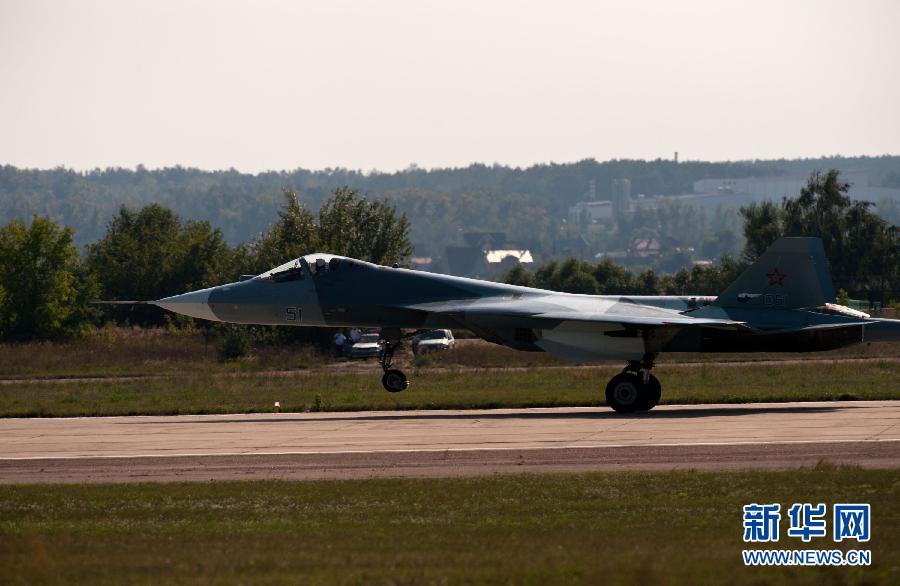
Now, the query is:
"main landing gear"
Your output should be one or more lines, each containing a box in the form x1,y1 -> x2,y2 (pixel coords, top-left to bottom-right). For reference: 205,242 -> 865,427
605,353 -> 661,413
379,337 -> 410,392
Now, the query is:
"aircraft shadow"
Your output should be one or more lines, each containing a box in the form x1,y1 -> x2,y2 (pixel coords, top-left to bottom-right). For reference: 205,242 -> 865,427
127,404 -> 844,424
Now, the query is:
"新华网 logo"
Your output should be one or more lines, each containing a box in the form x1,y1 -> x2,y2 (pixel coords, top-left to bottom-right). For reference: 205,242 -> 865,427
741,503 -> 871,566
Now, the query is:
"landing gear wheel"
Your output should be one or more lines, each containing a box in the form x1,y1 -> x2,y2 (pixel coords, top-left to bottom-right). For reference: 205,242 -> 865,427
382,369 -> 409,392
605,373 -> 642,413
606,372 -> 661,413
642,374 -> 661,411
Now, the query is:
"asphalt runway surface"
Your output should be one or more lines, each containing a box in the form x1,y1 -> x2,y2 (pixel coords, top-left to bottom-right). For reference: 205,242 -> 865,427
1,400 -> 898,483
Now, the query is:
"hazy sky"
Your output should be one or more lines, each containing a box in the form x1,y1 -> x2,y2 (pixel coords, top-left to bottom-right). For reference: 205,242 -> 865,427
2,0 -> 899,172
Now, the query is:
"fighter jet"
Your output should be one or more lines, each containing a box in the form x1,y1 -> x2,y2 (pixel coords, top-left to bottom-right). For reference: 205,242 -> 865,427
145,237 -> 900,413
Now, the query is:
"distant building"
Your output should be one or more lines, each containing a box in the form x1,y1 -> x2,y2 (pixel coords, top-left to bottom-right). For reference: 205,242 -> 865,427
445,232 -> 534,277
594,250 -> 628,262
692,175 -> 828,200
484,250 -> 534,264
446,246 -> 533,277
568,178 -> 631,224
568,200 -> 613,223
681,171 -> 900,209
630,237 -> 661,258
629,171 -> 900,213
611,178 -> 632,217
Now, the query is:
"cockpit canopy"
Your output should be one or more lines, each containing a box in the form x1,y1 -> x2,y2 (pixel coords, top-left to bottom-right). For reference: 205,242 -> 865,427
257,254 -> 362,282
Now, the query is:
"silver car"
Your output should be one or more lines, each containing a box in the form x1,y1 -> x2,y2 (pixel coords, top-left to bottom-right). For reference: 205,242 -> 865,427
411,329 -> 455,355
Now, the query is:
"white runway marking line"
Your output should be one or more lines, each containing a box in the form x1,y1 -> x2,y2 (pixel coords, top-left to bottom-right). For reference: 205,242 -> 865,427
1,438 -> 898,461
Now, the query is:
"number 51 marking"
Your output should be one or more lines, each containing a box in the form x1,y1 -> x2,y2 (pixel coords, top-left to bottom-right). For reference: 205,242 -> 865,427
285,307 -> 300,321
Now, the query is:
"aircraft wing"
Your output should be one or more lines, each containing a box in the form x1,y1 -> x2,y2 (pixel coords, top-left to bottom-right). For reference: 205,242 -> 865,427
405,296 -> 747,362
407,297 -> 746,331
528,311 -> 746,329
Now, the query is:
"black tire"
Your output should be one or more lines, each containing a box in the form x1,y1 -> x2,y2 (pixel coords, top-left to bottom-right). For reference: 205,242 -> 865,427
605,373 -> 642,413
382,369 -> 409,392
642,374 -> 662,411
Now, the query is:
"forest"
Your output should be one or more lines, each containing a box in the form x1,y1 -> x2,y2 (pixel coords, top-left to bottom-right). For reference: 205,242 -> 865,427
3,156 -> 900,263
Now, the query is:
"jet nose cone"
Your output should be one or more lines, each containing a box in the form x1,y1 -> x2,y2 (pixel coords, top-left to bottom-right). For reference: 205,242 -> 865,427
155,287 -> 220,322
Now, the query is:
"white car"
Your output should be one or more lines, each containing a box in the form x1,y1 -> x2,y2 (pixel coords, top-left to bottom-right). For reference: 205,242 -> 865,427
346,333 -> 384,359
411,329 -> 455,355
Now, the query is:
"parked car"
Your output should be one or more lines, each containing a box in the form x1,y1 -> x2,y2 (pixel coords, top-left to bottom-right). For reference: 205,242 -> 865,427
346,332 -> 384,359
411,329 -> 455,355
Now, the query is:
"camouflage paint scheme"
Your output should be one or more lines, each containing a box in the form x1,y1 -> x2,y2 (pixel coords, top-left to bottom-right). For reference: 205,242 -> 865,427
155,237 -> 900,363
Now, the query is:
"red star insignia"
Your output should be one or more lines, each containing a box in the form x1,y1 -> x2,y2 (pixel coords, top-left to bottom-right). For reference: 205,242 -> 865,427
766,267 -> 787,286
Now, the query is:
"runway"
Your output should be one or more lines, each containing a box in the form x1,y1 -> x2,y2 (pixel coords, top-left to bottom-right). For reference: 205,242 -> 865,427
1,400 -> 898,483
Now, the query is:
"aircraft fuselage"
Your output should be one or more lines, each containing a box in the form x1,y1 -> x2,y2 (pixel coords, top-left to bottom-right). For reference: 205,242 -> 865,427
156,254 -> 898,362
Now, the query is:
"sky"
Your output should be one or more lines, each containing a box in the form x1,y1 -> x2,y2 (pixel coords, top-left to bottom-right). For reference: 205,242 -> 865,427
1,0 -> 899,173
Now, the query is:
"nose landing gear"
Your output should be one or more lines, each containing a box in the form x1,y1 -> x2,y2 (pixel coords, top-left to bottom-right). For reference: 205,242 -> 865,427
605,353 -> 660,413
379,338 -> 409,392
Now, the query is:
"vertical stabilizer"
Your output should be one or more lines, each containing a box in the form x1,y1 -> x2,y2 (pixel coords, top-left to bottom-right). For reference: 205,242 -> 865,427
713,237 -> 835,310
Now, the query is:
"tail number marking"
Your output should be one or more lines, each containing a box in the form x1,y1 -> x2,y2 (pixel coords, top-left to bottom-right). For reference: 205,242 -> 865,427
285,307 -> 301,321
764,294 -> 786,308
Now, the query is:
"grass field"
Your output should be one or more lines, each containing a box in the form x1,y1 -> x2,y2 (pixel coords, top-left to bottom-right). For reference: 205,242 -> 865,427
2,360 -> 899,417
1,358 -> 899,417
1,326 -> 898,417
1,467 -> 897,585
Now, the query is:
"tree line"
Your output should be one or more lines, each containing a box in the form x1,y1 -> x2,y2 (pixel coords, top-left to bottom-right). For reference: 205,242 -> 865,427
1,170 -> 897,345
0,187 -> 410,342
